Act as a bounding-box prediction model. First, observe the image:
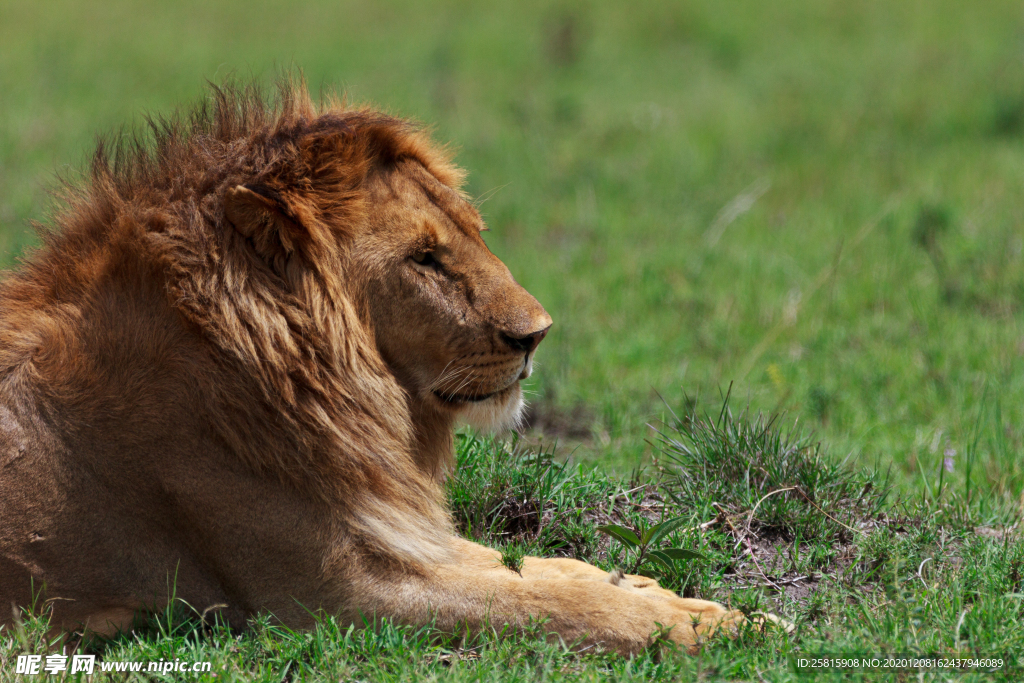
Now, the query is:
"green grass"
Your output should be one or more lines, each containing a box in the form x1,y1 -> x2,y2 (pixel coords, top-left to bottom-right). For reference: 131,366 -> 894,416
3,0 -> 1024,679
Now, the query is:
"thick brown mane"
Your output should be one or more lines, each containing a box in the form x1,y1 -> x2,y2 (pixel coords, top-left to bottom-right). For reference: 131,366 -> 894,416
0,81 -> 462,564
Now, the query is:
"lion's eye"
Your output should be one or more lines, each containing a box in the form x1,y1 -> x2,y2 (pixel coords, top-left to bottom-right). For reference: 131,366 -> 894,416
411,251 -> 437,268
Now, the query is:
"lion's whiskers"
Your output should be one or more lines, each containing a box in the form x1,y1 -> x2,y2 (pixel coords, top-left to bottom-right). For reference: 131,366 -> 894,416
430,362 -> 479,397
433,366 -> 471,391
430,359 -> 471,392
445,371 -> 479,398
429,357 -> 464,388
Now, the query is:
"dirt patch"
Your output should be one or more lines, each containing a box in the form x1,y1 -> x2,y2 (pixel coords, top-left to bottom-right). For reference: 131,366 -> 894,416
522,401 -> 595,441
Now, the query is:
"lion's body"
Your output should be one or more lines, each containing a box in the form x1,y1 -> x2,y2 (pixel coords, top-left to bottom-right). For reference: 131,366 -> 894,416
0,83 -> 741,653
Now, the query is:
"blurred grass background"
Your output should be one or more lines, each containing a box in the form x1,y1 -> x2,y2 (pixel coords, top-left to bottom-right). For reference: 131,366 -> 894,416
2,0 -> 1024,502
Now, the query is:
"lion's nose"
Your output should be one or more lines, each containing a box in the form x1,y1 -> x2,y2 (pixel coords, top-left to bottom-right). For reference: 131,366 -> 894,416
500,325 -> 550,355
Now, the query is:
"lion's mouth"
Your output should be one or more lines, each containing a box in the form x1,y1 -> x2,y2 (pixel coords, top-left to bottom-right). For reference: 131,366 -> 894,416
433,389 -> 497,404
433,382 -> 515,405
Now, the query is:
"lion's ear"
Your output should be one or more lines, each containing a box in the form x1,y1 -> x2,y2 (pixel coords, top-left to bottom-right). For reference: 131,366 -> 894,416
224,184 -> 307,260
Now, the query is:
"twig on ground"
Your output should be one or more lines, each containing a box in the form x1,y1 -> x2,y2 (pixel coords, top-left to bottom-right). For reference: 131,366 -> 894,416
743,543 -> 784,592
677,514 -> 725,535
917,557 -> 933,588
767,575 -> 811,587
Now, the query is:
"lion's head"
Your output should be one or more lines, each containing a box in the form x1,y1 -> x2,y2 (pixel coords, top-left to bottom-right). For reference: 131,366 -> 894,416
221,121 -> 551,438
357,158 -> 551,431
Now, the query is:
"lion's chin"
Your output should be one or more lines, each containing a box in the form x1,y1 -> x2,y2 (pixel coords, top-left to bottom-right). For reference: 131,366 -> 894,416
451,383 -> 525,433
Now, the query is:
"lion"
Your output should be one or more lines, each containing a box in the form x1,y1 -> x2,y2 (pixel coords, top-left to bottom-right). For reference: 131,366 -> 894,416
0,81 -> 745,655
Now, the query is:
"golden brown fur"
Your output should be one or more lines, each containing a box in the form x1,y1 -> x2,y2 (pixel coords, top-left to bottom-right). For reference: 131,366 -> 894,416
0,81 -> 743,653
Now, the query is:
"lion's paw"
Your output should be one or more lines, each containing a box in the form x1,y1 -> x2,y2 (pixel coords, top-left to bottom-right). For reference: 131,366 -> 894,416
662,603 -> 746,653
750,610 -> 796,634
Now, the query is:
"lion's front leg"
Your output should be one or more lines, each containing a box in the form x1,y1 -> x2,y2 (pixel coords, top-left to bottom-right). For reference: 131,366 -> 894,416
349,537 -> 744,655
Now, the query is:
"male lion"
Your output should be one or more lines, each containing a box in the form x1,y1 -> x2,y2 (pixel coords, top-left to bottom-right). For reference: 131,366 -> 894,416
0,82 -> 743,654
